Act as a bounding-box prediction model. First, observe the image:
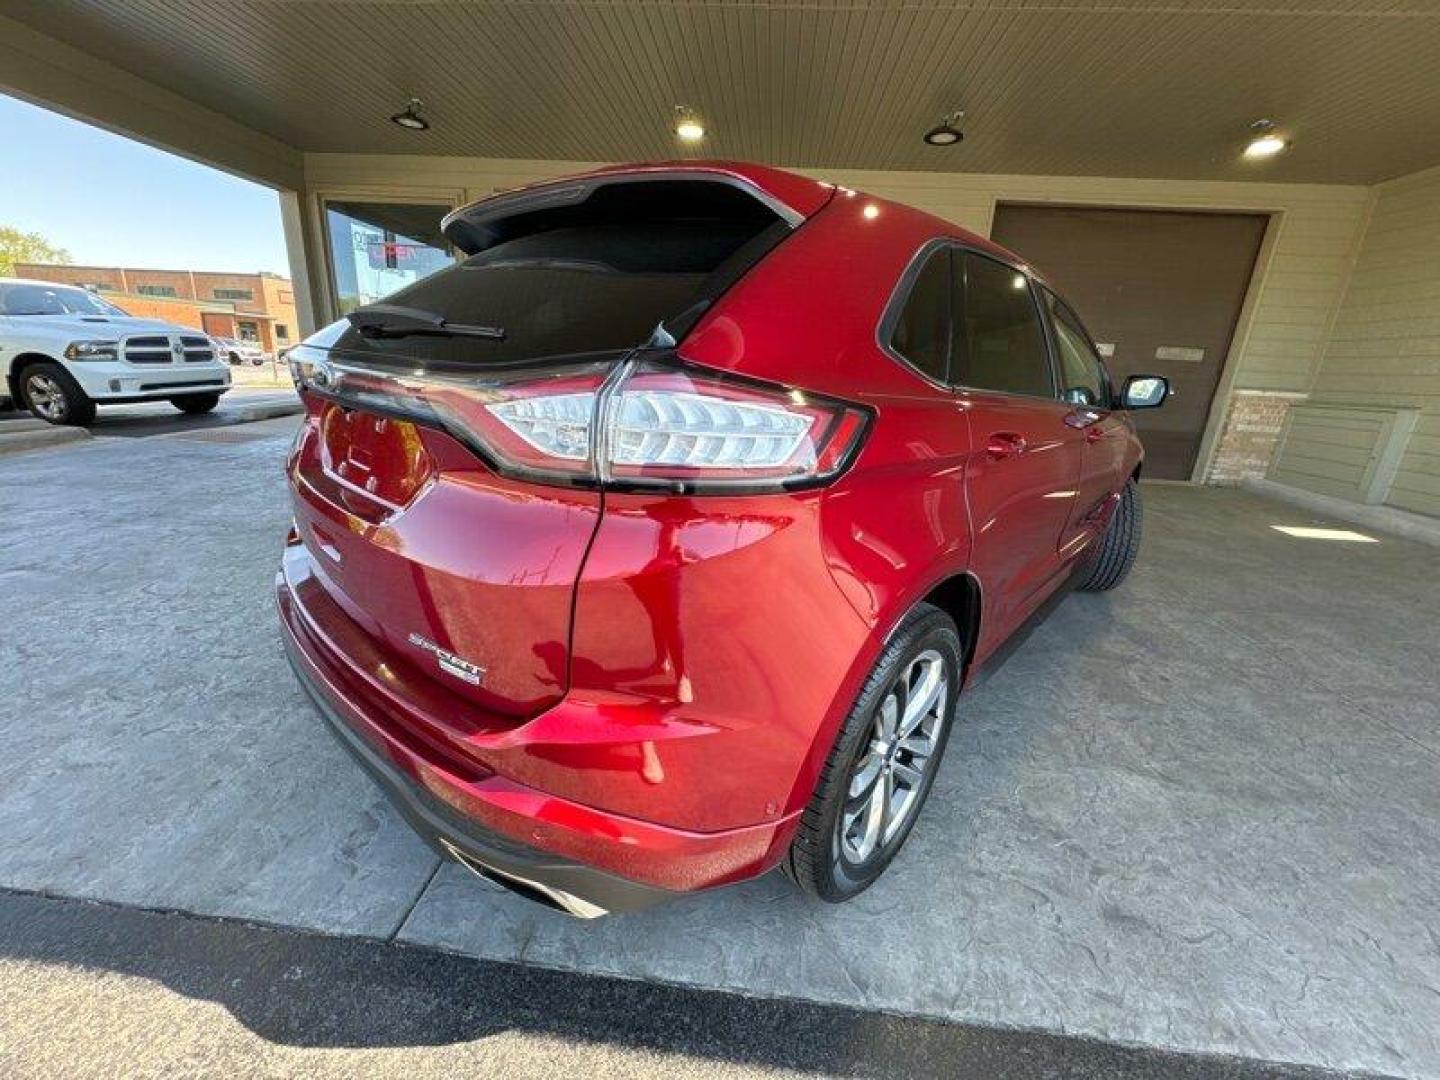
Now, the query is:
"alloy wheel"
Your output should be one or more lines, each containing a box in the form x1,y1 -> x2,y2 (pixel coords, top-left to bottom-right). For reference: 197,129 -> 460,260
836,648 -> 949,867
25,374 -> 68,421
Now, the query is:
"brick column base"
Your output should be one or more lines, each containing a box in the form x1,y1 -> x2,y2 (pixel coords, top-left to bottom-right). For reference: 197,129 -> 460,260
1204,390 -> 1308,485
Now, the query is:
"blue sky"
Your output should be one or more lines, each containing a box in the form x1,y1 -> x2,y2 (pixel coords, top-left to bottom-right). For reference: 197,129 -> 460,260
1,94 -> 289,276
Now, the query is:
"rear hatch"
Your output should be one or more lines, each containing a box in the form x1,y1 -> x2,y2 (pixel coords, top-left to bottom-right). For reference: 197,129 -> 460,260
287,169 -> 830,721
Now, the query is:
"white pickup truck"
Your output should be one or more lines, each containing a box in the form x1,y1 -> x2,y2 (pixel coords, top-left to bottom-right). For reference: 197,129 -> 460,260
0,278 -> 231,425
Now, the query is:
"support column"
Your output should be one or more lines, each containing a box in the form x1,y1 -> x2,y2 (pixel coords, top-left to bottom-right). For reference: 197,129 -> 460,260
279,189 -> 321,336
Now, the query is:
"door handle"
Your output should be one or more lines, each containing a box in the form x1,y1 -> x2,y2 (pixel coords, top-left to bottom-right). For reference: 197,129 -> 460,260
986,431 -> 1028,460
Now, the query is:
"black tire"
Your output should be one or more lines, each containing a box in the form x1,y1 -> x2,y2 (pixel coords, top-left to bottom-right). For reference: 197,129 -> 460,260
20,361 -> 95,426
250,355 -> 265,366
228,352 -> 243,365
781,602 -> 962,902
170,393 -> 222,415
1077,478 -> 1143,592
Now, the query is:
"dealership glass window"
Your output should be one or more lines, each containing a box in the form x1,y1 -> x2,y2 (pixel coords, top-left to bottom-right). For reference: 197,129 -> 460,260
324,200 -> 454,314
1045,291 -> 1110,407
952,253 -> 1053,398
213,287 -> 254,301
237,321 -> 260,342
137,284 -> 178,297
888,247 -> 951,384
276,324 -> 289,341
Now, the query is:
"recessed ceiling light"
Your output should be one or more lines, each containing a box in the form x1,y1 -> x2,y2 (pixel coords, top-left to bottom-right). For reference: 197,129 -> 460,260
1243,119 -> 1289,159
390,98 -> 430,131
674,106 -> 705,143
923,111 -> 964,147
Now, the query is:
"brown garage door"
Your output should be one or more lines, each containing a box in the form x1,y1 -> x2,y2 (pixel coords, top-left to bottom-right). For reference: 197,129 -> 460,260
991,205 -> 1267,480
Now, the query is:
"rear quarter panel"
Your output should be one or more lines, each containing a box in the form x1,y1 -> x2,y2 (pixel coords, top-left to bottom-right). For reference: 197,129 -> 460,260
560,191 -> 986,832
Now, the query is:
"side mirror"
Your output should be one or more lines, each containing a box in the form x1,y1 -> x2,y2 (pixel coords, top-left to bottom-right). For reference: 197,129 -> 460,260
1120,374 -> 1169,410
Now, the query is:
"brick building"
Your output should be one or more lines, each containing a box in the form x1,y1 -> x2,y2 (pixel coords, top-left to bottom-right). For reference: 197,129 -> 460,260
15,264 -> 299,355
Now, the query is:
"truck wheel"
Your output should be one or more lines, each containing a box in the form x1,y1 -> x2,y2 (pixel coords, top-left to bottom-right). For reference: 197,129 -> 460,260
170,393 -> 222,415
781,602 -> 961,902
21,362 -> 95,426
1077,478 -> 1143,592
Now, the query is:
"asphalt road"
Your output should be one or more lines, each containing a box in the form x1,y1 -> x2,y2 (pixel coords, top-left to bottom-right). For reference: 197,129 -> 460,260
0,386 -> 299,439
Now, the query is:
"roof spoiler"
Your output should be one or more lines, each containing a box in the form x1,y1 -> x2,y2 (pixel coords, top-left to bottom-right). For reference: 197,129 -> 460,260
439,167 -> 820,256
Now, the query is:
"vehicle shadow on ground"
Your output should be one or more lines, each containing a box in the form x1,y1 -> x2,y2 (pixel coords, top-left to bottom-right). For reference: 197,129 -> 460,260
0,890 -> 1358,1079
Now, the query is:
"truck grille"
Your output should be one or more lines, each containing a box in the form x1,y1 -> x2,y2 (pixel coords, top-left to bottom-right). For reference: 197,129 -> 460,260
124,336 -> 173,365
122,334 -> 216,365
180,335 -> 216,363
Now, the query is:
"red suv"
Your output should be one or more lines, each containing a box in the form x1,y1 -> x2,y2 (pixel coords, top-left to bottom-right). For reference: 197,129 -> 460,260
278,162 -> 1167,917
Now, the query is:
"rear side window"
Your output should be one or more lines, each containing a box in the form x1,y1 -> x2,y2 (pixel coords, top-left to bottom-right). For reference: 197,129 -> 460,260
887,248 -> 951,384
953,253 -> 1053,398
1045,291 -> 1111,407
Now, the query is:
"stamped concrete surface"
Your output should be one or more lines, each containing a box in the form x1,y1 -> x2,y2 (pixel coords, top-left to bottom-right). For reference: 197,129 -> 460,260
0,422 -> 1436,1077
0,419 -> 439,935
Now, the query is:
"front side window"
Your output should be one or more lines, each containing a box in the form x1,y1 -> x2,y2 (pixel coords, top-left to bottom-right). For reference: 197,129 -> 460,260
1046,292 -> 1110,407
953,253 -> 1052,398
887,247 -> 950,384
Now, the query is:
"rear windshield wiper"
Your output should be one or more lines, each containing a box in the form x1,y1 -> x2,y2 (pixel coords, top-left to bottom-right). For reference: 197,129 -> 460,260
347,304 -> 506,342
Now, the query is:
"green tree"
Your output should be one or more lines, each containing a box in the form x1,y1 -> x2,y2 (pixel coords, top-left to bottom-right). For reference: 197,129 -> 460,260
0,226 -> 73,277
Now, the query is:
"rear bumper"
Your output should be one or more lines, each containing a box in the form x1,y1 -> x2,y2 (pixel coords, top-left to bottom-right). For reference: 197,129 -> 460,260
276,543 -> 798,912
284,642 -> 671,916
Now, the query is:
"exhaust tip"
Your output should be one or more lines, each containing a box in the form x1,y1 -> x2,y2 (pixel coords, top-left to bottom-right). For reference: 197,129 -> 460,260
438,839 -> 609,919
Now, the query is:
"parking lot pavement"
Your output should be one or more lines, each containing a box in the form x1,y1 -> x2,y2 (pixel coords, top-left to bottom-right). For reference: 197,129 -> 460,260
1,419 -> 1437,1078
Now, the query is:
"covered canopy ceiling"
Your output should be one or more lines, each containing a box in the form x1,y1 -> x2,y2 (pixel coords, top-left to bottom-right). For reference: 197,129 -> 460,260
5,0 -> 1438,185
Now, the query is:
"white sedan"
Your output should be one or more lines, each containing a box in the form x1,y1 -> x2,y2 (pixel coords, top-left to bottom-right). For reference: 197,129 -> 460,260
213,337 -> 270,366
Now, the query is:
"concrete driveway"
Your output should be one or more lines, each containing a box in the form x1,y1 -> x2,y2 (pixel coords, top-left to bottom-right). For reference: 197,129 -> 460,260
0,420 -> 1435,1078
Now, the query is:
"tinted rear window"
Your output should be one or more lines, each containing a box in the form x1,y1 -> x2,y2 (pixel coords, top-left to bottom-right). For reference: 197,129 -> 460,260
329,185 -> 792,369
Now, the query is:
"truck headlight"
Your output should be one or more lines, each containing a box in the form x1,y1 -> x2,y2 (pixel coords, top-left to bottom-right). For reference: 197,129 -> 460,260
64,340 -> 119,361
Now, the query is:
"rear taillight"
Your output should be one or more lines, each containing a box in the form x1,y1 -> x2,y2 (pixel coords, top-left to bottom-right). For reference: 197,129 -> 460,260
290,349 -> 868,492
595,365 -> 868,488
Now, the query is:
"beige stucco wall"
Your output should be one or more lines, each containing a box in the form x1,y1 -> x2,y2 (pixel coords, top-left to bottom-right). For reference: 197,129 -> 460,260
1276,165 -> 1440,517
